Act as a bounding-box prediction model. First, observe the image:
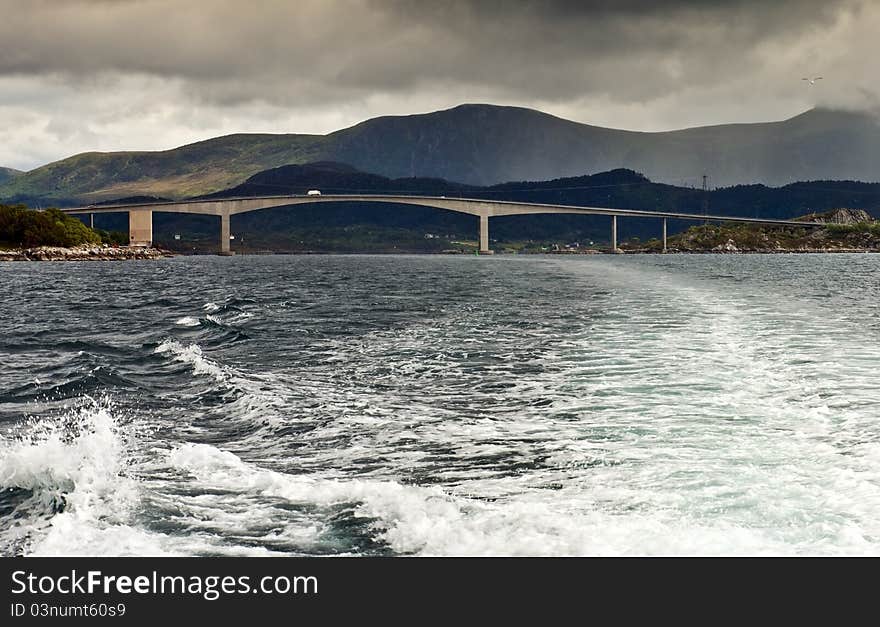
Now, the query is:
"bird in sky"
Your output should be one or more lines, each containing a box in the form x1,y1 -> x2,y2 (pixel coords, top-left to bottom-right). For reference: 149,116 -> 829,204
801,77 -> 823,85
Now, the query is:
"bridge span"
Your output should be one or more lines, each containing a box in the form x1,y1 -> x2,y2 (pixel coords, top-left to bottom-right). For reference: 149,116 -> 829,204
62,194 -> 823,254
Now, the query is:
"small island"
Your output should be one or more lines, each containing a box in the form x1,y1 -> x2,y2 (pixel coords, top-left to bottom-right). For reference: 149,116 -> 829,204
0,203 -> 170,261
620,208 -> 880,254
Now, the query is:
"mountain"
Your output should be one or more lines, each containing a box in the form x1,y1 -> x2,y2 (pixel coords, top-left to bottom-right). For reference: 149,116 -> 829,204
325,106 -> 880,188
0,134 -> 325,204
106,161 -> 880,253
0,167 -> 22,185
2,104 -> 880,203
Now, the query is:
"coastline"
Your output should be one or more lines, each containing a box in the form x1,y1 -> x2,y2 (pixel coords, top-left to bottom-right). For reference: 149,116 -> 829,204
0,245 -> 173,261
616,247 -> 880,255
3,244 -> 876,260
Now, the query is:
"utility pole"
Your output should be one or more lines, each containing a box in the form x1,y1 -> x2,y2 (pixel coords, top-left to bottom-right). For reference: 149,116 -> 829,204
702,174 -> 709,216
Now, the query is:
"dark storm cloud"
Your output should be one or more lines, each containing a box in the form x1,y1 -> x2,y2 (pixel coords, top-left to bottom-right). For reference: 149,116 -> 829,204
0,0 -> 866,104
365,0 -> 859,99
0,0 -> 876,169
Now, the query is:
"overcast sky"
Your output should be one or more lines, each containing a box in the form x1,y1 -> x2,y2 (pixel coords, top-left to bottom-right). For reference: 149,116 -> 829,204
1,0 -> 877,170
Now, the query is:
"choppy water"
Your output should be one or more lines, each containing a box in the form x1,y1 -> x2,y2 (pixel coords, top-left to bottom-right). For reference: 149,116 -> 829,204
1,253 -> 879,556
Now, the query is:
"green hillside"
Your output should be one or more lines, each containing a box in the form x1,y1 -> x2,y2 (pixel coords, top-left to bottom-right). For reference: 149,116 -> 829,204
1,134 -> 325,203
0,167 -> 22,185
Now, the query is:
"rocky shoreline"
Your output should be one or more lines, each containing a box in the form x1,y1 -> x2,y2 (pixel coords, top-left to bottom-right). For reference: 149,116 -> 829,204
0,245 -> 173,261
684,240 -> 879,254
620,208 -> 880,254
621,239 -> 880,254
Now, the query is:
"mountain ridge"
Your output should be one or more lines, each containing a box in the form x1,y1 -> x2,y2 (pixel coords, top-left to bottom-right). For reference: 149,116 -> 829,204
2,104 -> 879,203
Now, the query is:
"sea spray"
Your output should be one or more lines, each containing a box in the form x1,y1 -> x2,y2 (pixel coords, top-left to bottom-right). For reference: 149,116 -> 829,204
0,397 -> 154,554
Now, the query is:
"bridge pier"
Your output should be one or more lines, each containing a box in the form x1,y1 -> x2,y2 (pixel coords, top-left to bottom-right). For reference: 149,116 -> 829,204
219,211 -> 233,255
611,215 -> 618,253
662,218 -> 668,253
479,214 -> 493,254
129,210 -> 153,247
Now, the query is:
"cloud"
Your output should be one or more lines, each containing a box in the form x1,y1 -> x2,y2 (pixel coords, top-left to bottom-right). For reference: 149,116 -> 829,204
0,0 -> 876,169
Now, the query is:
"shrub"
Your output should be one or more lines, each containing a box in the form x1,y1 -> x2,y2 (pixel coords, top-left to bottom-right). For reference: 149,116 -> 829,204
0,204 -> 102,247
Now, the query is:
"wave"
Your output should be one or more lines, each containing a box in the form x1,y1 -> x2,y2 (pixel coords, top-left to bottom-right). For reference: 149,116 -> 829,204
1,366 -> 143,405
165,441 -> 880,556
172,311 -> 252,346
154,339 -> 229,382
0,397 -> 174,556
203,298 -> 257,315
0,340 -> 131,357
0,398 -> 290,557
176,313 -> 251,329
151,340 -> 295,438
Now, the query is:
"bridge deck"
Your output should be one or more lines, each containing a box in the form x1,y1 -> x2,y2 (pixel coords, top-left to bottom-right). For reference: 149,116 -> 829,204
62,194 -> 822,228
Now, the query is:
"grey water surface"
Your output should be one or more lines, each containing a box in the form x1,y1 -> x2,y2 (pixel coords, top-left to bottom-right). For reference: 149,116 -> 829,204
1,253 -> 879,555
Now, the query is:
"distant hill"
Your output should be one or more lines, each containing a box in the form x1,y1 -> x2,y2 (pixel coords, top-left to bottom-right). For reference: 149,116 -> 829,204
218,161 -> 880,218
0,167 -> 22,185
201,161 -> 474,198
106,162 -> 880,253
3,104 -> 879,203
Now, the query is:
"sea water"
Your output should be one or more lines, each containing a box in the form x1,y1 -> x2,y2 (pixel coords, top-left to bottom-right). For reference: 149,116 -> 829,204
1,253 -> 879,556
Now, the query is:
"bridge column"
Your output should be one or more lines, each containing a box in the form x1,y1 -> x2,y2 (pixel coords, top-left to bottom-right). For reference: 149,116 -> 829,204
479,213 -> 493,255
611,215 -> 618,253
129,210 -> 153,247
220,211 -> 232,255
89,213 -> 94,229
662,218 -> 667,253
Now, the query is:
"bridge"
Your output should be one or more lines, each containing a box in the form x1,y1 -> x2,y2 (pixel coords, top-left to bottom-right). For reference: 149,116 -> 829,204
62,194 -> 823,254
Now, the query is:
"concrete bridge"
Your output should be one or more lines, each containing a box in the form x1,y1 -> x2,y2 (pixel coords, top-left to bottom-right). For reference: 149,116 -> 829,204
62,194 -> 823,254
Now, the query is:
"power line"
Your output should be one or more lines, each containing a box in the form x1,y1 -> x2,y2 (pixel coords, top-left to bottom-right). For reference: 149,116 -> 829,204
702,174 -> 710,216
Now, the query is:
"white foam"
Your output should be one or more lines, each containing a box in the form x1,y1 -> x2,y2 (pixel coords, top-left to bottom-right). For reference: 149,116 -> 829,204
174,316 -> 200,327
0,402 -> 120,502
0,399 -> 174,556
166,442 -> 814,556
154,339 -> 227,381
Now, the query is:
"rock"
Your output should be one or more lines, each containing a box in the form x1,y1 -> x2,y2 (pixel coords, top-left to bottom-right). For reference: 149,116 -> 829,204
1,245 -> 172,262
802,208 -> 875,225
712,238 -> 740,253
